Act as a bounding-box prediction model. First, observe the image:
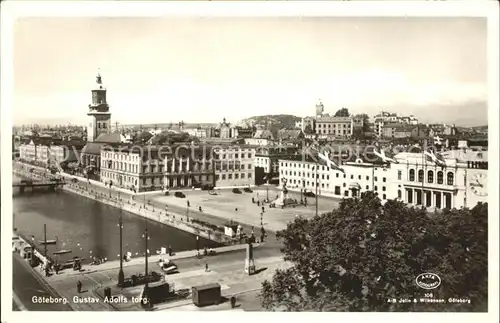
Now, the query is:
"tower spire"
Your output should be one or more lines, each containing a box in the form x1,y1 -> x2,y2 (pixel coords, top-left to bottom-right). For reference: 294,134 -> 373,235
96,68 -> 102,84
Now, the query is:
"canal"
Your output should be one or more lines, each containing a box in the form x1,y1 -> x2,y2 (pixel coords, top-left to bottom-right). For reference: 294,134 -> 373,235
12,175 -> 220,264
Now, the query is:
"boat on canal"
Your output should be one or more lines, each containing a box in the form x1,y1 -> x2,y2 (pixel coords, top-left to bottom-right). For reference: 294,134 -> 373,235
53,249 -> 72,255
38,239 -> 57,245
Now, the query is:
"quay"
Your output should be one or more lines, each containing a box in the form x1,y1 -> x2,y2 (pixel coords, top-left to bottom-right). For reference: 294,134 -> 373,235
13,162 -> 248,246
13,179 -> 65,193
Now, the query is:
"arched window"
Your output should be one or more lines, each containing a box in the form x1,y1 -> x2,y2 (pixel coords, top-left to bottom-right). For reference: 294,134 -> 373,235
437,171 -> 444,184
409,169 -> 415,181
427,170 -> 434,184
447,172 -> 454,185
418,170 -> 424,182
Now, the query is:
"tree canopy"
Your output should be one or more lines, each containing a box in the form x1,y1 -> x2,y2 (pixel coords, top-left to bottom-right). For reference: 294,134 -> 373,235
260,192 -> 488,311
334,108 -> 350,117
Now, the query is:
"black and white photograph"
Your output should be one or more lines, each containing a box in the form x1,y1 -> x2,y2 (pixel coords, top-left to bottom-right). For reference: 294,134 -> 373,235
1,1 -> 498,322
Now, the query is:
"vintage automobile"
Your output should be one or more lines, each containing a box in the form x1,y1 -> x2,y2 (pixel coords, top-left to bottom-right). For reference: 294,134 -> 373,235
174,191 -> 186,198
243,187 -> 253,193
304,191 -> 316,197
208,190 -> 218,196
232,188 -> 242,194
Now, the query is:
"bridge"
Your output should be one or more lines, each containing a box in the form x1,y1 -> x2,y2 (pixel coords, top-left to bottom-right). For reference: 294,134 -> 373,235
13,180 -> 66,193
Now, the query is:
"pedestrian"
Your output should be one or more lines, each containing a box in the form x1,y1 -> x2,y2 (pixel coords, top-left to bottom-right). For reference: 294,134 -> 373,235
205,263 -> 209,272
235,207 -> 238,212
77,280 -> 82,293
168,245 -> 173,256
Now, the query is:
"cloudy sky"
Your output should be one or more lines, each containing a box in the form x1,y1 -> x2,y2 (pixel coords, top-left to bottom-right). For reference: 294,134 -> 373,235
13,17 -> 487,126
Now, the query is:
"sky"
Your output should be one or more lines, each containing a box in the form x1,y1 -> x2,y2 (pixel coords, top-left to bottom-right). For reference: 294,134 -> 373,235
13,17 -> 488,127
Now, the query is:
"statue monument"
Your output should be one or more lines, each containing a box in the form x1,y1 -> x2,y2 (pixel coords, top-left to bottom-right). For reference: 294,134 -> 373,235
273,178 -> 294,207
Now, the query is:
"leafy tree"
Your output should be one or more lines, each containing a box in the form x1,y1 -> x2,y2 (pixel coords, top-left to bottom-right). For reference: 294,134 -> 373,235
304,124 -> 314,134
334,108 -> 350,117
260,192 -> 488,311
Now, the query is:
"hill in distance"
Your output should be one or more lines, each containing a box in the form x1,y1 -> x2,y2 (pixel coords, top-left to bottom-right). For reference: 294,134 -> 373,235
237,114 -> 302,130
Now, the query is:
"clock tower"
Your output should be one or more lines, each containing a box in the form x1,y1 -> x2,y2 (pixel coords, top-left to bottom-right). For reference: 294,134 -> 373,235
87,70 -> 111,142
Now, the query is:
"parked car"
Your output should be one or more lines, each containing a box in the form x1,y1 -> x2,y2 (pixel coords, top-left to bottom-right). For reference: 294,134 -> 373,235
304,191 -> 315,197
174,192 -> 186,198
243,187 -> 253,193
201,184 -> 214,191
208,190 -> 218,196
232,188 -> 242,194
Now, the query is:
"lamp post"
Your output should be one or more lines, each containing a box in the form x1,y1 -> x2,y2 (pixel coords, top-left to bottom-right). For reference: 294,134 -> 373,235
196,235 -> 199,254
186,200 -> 190,222
142,212 -> 150,299
118,195 -> 124,287
315,162 -> 318,217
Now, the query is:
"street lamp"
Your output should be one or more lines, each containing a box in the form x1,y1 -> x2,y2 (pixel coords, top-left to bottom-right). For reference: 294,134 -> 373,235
142,215 -> 150,304
117,197 -> 125,287
186,200 -> 190,222
196,235 -> 199,254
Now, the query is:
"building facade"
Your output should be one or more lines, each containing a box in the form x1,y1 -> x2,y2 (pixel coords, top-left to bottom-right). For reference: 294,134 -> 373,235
315,115 -> 353,137
278,150 -> 488,210
100,144 -> 216,192
278,156 -> 399,200
213,145 -> 256,187
19,140 -> 37,162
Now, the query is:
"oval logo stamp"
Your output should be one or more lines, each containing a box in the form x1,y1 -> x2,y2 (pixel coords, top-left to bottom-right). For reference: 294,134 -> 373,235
416,273 -> 441,290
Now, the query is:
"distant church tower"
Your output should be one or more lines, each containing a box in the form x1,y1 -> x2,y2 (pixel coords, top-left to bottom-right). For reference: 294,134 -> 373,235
87,70 -> 111,142
315,99 -> 324,117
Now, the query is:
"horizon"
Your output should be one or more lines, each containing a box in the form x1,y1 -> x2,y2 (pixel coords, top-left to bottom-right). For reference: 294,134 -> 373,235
13,17 -> 487,127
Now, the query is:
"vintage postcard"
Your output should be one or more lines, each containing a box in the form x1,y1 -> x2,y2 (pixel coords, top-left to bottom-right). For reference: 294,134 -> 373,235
1,1 -> 498,323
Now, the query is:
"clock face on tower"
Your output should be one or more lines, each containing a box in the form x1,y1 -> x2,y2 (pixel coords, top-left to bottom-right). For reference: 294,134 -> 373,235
469,173 -> 487,197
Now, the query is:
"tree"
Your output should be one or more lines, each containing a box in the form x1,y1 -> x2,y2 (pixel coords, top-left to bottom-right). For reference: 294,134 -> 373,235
359,113 -> 371,133
260,192 -> 488,311
334,108 -> 350,117
304,124 -> 314,134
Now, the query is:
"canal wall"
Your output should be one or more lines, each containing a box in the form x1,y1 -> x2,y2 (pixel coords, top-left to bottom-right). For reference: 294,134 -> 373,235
13,163 -> 236,246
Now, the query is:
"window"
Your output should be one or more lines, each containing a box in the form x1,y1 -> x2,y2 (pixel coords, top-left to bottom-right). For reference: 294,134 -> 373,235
336,173 -> 339,178
418,170 -> 424,183
344,190 -> 349,197
241,173 -> 245,179
382,194 -> 386,200
374,186 -> 378,191
235,154 -> 239,159
447,172 -> 454,185
366,185 -> 369,190
222,174 -> 226,180
374,176 -> 378,182
343,183 -> 346,187
216,175 -> 220,181
427,170 -> 434,184
382,186 -> 386,191
228,174 -> 233,179
382,177 -> 386,183
343,174 -> 346,178
358,175 -> 361,180
437,171 -> 444,184
235,174 -> 239,179
350,175 -> 354,179
398,190 -> 402,199
248,173 -> 252,179
409,169 -> 415,181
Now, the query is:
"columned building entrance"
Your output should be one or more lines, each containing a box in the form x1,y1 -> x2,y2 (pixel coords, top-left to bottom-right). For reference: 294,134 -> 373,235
404,186 -> 454,209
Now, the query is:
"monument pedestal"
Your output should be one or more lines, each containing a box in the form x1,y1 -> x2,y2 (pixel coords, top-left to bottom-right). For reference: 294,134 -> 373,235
245,259 -> 256,275
244,243 -> 256,275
